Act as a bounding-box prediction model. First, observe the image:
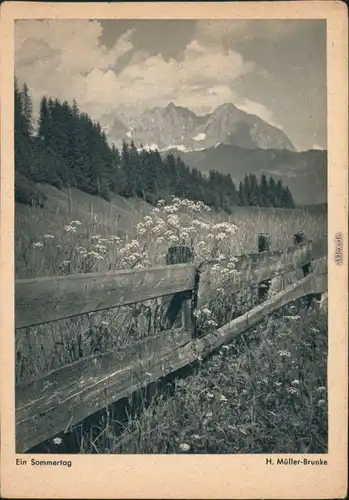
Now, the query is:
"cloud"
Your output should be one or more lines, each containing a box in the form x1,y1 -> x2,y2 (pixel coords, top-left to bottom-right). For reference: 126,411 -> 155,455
16,20 -> 134,73
15,20 -> 134,118
236,98 -> 284,129
15,20 -> 276,131
106,41 -> 254,113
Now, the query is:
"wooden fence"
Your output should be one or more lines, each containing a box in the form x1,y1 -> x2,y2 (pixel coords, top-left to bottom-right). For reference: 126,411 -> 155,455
15,232 -> 327,452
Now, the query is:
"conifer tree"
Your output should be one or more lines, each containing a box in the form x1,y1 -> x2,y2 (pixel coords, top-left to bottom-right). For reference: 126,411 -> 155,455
14,80 -> 297,212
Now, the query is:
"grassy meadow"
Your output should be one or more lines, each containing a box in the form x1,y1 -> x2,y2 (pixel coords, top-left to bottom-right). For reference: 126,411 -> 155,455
15,184 -> 328,454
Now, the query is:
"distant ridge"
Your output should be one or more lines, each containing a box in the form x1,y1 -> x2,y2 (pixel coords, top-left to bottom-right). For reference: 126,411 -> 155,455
166,144 -> 327,206
107,101 -> 296,153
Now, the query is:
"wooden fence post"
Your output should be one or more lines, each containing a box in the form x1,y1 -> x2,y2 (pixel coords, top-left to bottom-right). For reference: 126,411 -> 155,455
258,233 -> 271,301
293,232 -> 312,276
293,231 -> 322,304
165,245 -> 199,338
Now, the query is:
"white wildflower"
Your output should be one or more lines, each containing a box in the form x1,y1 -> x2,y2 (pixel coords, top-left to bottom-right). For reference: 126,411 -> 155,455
43,234 -> 55,240
109,235 -> 122,243
32,242 -> 44,249
144,219 -> 153,228
64,225 -> 76,233
216,232 -> 227,241
180,230 -> 189,239
53,437 -> 63,445
94,244 -> 107,252
167,214 -> 180,227
88,251 -> 104,260
278,349 -> 291,357
287,387 -> 299,395
164,205 -> 179,213
151,225 -> 163,234
178,443 -> 191,452
201,308 -> 212,316
70,220 -> 82,226
207,319 -> 218,327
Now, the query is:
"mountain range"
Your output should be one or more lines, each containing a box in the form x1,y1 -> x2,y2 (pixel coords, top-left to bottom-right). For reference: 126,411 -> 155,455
103,102 -> 327,206
105,101 -> 296,153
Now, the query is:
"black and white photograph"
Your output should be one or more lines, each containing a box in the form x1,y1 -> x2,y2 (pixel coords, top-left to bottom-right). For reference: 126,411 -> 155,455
1,2 -> 348,498
13,15 -> 331,455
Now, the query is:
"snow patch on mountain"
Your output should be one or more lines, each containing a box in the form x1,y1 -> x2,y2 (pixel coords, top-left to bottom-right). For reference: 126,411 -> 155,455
162,144 -> 190,153
136,144 -> 160,152
126,127 -> 134,139
193,132 -> 206,142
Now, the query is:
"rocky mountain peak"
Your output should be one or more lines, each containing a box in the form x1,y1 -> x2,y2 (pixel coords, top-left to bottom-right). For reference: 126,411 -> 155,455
107,101 -> 296,153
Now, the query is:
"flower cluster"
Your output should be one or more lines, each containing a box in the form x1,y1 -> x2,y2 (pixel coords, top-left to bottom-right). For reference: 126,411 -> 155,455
193,307 -> 218,332
32,242 -> 44,249
278,349 -> 292,357
30,199 -> 242,307
132,198 -> 239,272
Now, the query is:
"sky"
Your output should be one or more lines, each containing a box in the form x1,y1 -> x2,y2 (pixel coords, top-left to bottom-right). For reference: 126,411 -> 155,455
15,19 -> 327,151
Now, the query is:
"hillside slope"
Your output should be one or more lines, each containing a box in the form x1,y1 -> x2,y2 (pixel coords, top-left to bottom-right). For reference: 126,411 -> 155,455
16,184 -> 151,240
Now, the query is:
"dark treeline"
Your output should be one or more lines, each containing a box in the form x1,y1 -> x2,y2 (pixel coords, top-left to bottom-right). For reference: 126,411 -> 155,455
15,81 -> 295,211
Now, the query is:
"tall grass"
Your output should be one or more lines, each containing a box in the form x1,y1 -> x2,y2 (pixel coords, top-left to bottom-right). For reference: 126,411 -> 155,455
15,186 -> 328,453
100,305 -> 328,454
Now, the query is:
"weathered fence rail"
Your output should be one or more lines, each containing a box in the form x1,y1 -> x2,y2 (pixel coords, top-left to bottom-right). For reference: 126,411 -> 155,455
15,234 -> 328,452
15,263 -> 197,329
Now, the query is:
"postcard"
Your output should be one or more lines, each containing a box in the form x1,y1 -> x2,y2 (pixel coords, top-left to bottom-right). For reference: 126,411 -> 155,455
0,1 -> 348,498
